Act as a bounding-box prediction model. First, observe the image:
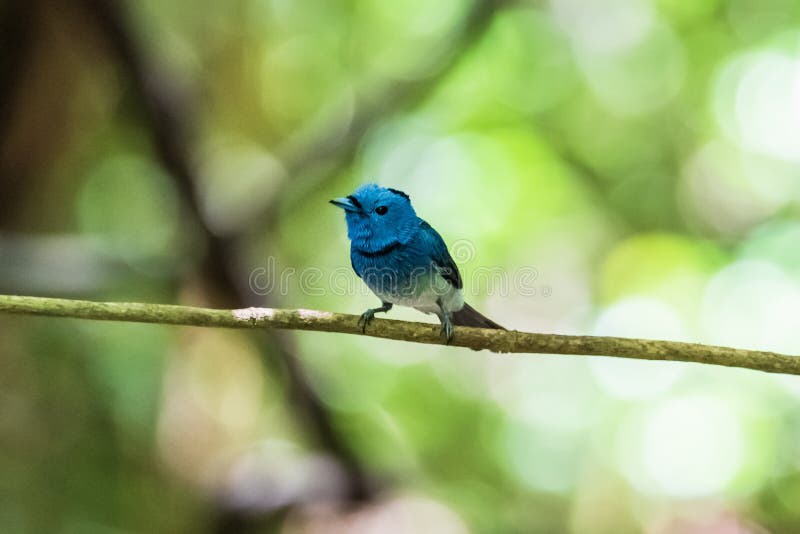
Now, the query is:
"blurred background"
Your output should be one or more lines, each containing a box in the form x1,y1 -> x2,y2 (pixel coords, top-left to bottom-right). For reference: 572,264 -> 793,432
1,0 -> 800,532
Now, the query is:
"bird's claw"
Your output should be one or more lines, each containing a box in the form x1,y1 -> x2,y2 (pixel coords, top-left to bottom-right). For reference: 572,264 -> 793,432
440,318 -> 453,344
358,309 -> 376,333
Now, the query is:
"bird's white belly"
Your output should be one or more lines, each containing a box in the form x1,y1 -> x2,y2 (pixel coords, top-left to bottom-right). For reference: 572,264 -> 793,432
373,272 -> 464,315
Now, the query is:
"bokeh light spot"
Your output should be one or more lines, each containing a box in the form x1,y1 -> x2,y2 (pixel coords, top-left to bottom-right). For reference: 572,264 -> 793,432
618,396 -> 744,498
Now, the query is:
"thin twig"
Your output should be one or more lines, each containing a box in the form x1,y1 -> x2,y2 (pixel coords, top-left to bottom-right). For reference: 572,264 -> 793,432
2,294 -> 798,376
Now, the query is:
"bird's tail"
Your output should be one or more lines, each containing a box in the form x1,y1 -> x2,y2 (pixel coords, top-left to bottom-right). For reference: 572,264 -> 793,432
451,302 -> 505,330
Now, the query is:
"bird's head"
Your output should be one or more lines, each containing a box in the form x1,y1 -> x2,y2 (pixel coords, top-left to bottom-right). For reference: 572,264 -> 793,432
330,184 -> 418,253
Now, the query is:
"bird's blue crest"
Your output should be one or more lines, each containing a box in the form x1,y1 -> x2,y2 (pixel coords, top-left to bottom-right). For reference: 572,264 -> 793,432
330,184 -> 418,253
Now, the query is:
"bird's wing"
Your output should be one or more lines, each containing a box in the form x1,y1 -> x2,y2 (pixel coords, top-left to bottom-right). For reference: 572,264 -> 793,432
418,220 -> 463,289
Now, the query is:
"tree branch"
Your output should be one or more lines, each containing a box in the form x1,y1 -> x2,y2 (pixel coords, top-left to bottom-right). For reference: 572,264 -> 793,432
251,0 -> 511,233
80,0 -> 378,504
2,294 -> 798,376
78,0 -> 511,508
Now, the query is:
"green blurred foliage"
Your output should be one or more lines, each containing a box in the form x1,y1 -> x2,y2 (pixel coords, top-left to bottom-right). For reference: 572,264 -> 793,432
2,0 -> 800,532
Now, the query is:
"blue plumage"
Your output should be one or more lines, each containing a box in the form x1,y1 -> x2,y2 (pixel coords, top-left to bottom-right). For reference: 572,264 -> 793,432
331,184 -> 503,342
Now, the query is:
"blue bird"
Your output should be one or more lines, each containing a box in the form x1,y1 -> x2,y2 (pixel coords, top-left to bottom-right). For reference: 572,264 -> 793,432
330,184 -> 503,342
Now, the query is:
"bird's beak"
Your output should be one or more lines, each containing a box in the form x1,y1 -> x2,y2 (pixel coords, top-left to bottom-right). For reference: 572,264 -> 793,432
329,197 -> 360,212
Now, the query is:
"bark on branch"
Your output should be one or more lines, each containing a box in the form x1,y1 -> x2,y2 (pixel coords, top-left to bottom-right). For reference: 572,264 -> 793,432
2,294 -> 798,376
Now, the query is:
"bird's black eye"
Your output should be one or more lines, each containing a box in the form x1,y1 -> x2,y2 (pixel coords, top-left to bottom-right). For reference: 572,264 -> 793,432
375,206 -> 388,215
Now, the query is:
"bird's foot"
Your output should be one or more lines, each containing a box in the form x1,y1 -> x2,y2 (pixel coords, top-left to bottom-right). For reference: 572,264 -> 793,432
358,302 -> 392,334
440,316 -> 454,344
358,309 -> 376,333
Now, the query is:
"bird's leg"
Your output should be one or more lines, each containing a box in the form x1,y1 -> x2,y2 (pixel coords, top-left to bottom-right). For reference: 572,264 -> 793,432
436,298 -> 453,344
358,301 -> 393,333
